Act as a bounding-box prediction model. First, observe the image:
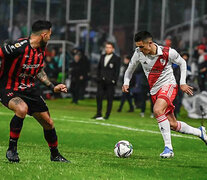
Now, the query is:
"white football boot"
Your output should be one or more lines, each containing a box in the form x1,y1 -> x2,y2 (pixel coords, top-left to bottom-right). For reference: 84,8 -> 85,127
199,126 -> 207,145
160,146 -> 174,158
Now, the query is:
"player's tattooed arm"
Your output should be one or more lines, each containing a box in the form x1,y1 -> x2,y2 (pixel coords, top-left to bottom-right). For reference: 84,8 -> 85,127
36,68 -> 53,87
37,68 -> 67,93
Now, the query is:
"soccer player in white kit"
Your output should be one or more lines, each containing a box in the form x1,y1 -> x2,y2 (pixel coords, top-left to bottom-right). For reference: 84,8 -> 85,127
122,31 -> 207,158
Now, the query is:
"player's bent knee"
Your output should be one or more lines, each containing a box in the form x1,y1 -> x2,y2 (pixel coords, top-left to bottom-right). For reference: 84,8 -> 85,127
46,118 -> 54,129
153,107 -> 165,117
15,104 -> 28,118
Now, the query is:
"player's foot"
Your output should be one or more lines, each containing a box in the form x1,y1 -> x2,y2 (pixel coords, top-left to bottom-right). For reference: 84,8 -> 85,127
91,114 -> 102,119
6,148 -> 20,163
199,126 -> 207,145
117,108 -> 122,112
150,113 -> 154,118
160,146 -> 174,158
140,112 -> 145,118
51,153 -> 70,163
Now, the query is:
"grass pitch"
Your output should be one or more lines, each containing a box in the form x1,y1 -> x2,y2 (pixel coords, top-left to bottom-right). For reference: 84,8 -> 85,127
0,99 -> 207,180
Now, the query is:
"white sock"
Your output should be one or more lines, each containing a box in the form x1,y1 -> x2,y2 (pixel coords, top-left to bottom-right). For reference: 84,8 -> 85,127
156,114 -> 173,150
176,121 -> 201,137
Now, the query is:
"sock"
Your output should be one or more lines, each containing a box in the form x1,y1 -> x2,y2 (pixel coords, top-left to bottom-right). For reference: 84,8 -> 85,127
9,115 -> 24,150
176,121 -> 201,137
43,128 -> 59,157
156,114 -> 173,150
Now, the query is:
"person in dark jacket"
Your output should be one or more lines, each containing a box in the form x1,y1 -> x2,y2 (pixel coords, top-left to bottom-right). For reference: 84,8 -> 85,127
117,55 -> 135,112
173,52 -> 191,117
92,42 -> 121,120
69,51 -> 85,104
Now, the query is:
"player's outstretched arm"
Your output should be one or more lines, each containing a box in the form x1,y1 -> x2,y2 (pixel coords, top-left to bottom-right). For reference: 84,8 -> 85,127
36,68 -> 67,93
180,84 -> 193,96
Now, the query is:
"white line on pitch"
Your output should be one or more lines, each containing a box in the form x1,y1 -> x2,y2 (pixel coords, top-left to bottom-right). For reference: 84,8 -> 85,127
54,117 -> 198,140
0,111 -> 199,140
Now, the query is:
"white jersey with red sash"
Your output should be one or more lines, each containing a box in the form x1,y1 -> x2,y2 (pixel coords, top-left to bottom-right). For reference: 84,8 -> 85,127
124,44 -> 187,95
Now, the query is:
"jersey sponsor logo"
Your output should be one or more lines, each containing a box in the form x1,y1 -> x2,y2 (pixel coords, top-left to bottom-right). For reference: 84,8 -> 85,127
15,43 -> 21,48
145,68 -> 162,73
18,83 -> 33,90
160,58 -> 166,66
25,55 -> 30,58
19,73 -> 35,78
19,40 -> 27,45
22,64 -> 40,69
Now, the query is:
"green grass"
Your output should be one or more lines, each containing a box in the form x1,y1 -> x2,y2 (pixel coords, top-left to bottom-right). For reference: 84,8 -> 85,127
0,98 -> 207,180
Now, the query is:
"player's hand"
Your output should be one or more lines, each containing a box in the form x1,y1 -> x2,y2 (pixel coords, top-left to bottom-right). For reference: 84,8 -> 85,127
122,85 -> 129,93
180,84 -> 193,96
54,84 -> 67,93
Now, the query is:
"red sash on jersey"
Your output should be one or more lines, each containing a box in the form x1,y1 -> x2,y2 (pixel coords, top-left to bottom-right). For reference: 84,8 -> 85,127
148,46 -> 169,89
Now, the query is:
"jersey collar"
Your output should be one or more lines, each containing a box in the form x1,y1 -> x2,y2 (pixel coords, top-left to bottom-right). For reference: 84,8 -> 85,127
154,43 -> 163,56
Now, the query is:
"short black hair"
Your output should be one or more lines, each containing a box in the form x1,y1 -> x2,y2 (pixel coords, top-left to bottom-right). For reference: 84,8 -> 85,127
124,55 -> 131,60
105,41 -> 115,48
181,52 -> 189,59
32,20 -> 52,33
134,31 -> 153,42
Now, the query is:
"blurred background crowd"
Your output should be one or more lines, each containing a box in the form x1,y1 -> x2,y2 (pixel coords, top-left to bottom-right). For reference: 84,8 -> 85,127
0,0 -> 207,119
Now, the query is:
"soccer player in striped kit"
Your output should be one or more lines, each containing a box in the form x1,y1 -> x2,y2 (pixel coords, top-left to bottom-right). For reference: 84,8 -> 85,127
0,20 -> 69,162
122,31 -> 207,158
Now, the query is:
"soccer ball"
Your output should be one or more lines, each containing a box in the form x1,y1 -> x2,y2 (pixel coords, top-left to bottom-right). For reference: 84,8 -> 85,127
114,140 -> 133,158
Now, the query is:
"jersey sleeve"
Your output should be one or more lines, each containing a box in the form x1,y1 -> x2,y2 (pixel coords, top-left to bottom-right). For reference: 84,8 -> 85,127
123,49 -> 140,85
0,39 -> 27,59
169,48 -> 187,85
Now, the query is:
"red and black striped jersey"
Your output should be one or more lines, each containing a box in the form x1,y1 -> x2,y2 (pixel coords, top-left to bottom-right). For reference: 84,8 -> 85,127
0,38 -> 45,92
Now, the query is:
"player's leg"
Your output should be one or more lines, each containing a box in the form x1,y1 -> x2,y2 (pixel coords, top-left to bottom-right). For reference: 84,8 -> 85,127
32,111 -> 69,162
117,92 -> 126,112
6,97 -> 28,162
94,82 -> 104,118
105,84 -> 115,119
167,113 -> 207,144
153,98 -> 174,158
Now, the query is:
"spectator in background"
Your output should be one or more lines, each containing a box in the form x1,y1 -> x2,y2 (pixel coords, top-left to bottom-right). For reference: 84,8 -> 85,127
173,52 -> 191,118
11,23 -> 21,41
165,38 -> 172,48
117,55 -> 135,113
197,44 -> 207,91
139,68 -> 154,118
44,56 -> 59,84
69,51 -> 85,104
92,42 -> 121,120
71,48 -> 90,99
132,64 -> 143,109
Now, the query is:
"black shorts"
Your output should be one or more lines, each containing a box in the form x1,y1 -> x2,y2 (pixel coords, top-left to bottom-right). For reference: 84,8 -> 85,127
0,89 -> 48,115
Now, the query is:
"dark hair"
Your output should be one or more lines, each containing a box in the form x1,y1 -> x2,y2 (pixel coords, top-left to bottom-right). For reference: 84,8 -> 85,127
105,41 -> 115,48
32,20 -> 52,33
124,55 -> 131,60
134,31 -> 153,42
181,52 -> 189,59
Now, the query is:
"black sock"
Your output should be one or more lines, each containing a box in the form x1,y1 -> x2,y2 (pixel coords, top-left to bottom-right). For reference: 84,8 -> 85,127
43,128 -> 59,157
9,115 -> 24,150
